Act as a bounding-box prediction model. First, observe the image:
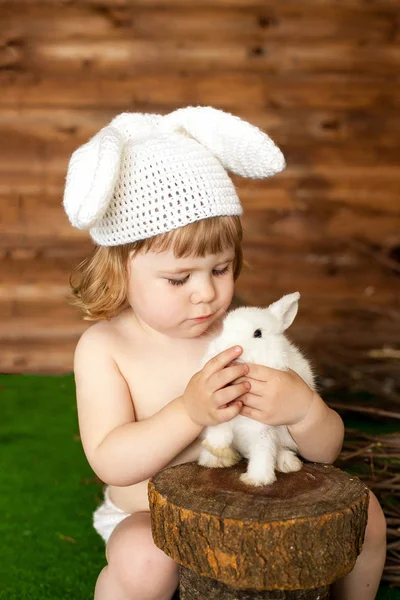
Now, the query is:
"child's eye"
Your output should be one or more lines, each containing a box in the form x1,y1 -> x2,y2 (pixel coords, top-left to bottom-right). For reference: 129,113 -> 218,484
167,276 -> 189,286
167,265 -> 230,286
213,265 -> 230,277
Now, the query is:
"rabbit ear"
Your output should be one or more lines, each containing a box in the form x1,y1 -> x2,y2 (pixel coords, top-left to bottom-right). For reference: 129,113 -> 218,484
163,106 -> 286,178
268,292 -> 300,332
63,126 -> 124,230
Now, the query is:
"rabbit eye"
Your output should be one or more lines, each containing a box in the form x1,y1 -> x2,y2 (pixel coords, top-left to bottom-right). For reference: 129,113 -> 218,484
253,329 -> 262,338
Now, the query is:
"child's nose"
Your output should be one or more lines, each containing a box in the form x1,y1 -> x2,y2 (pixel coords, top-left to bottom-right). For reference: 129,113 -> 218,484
190,278 -> 216,304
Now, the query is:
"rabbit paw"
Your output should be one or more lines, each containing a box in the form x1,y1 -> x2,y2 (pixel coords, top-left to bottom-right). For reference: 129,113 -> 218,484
277,450 -> 302,473
198,446 -> 241,468
239,471 -> 277,487
201,440 -> 241,462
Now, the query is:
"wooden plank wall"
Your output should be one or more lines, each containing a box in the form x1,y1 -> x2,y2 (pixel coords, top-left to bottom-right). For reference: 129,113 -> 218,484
0,0 -> 399,374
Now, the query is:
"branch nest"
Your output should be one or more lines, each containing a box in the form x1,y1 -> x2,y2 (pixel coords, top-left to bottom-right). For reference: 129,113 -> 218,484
336,429 -> 400,586
310,342 -> 400,585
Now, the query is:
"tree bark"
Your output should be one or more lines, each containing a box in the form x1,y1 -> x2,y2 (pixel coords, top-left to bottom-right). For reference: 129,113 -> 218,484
149,461 -> 369,597
178,566 -> 330,599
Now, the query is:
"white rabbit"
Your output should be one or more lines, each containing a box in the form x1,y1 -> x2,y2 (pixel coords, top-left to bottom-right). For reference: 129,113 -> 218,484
198,292 -> 316,487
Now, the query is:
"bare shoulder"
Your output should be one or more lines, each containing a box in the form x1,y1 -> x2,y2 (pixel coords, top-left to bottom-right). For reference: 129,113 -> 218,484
74,320 -> 114,365
74,310 -> 131,367
73,319 -> 136,467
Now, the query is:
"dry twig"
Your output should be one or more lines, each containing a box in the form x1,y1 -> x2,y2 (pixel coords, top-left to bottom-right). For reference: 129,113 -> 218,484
337,429 -> 400,586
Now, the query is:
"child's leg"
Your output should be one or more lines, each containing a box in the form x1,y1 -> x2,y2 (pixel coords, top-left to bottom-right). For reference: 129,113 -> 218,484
331,490 -> 387,600
94,511 -> 179,600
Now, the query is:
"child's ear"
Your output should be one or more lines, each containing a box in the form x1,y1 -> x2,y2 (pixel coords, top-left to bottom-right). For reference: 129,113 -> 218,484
268,292 -> 300,332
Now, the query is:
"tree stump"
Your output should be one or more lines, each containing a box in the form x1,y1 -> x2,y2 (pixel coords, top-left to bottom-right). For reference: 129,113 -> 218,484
148,460 -> 369,599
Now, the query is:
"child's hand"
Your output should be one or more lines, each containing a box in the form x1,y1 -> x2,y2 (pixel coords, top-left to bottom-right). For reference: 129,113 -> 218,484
182,346 -> 250,427
234,365 -> 315,427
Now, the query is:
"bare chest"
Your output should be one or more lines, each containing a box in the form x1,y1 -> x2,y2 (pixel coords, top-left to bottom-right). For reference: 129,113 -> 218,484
103,317 -> 211,513
113,335 -> 207,421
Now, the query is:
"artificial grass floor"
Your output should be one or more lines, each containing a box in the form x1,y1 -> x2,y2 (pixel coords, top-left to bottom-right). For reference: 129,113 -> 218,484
0,373 -> 398,600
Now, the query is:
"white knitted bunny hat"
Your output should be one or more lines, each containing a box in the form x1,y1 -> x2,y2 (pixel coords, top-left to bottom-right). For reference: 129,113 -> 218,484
63,106 -> 286,246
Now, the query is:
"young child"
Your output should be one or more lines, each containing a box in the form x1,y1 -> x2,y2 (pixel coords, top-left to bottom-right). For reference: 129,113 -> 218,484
63,106 -> 386,600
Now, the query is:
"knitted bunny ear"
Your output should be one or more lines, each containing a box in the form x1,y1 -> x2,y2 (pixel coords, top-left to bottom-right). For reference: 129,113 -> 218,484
63,126 -> 124,229
163,106 -> 286,178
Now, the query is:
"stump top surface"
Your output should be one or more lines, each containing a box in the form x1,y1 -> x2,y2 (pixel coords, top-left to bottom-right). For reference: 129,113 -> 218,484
150,461 -> 368,522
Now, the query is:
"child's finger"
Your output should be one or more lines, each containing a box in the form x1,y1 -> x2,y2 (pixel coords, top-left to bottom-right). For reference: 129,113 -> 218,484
214,363 -> 248,390
204,346 -> 242,377
215,382 -> 249,407
216,400 -> 243,423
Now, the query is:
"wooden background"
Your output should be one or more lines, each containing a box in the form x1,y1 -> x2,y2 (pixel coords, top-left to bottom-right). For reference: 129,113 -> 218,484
1,0 -> 399,376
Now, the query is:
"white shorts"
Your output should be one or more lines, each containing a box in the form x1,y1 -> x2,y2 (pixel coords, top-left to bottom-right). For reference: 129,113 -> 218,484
93,486 -> 131,543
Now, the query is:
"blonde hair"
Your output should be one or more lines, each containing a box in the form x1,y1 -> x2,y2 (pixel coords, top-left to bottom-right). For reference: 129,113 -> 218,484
67,216 -> 244,321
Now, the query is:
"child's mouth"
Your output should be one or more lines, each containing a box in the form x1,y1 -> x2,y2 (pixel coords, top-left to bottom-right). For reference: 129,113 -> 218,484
192,314 -> 213,321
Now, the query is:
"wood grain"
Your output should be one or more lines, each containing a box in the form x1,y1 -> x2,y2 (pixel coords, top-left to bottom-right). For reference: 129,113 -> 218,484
149,461 -> 369,590
1,4 -> 398,43
0,1 -> 398,375
1,73 -> 399,110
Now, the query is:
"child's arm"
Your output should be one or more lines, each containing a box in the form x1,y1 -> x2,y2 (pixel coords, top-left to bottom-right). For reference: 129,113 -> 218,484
74,327 -> 248,487
287,392 -> 345,464
236,366 -> 344,464
74,326 -> 204,487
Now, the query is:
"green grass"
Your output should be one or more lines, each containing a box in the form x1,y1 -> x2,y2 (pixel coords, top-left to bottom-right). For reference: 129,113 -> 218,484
0,374 -> 104,599
0,373 -> 398,599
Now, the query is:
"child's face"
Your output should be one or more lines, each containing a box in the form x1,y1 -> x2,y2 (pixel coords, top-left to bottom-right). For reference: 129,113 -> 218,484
127,246 -> 236,339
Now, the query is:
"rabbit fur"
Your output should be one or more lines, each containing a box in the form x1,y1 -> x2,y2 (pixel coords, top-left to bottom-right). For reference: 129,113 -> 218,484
198,292 -> 316,487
